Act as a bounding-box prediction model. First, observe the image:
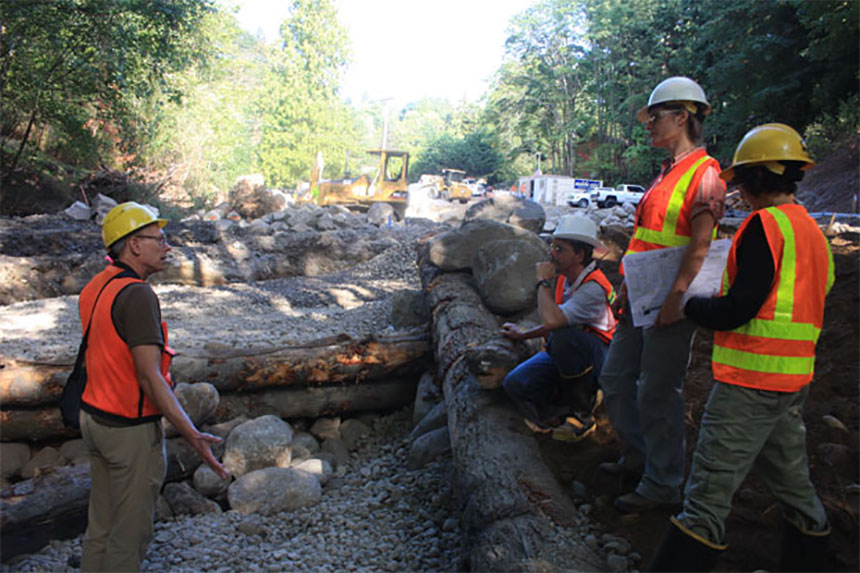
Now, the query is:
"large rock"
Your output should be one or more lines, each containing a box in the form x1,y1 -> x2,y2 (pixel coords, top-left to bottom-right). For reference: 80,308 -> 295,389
290,432 -> 320,461
473,239 -> 547,314
229,180 -> 284,220
412,371 -> 441,426
309,417 -> 341,441
163,481 -> 222,516
20,446 -> 61,478
390,289 -> 429,328
1,443 -> 31,479
425,219 -> 545,272
339,419 -> 371,450
193,464 -> 232,498
291,458 -> 333,486
163,382 -> 219,438
409,400 -> 448,442
228,467 -> 322,515
406,426 -> 451,470
464,195 -> 546,235
367,202 -> 397,226
222,415 -> 294,478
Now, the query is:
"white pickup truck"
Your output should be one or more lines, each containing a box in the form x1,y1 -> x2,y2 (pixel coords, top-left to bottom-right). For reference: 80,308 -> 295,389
591,184 -> 646,208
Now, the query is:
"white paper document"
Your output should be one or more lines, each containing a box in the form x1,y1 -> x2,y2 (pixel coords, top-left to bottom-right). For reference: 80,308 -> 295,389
622,239 -> 732,328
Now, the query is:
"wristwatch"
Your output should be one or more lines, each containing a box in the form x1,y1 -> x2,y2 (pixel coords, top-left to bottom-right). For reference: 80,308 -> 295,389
536,279 -> 552,291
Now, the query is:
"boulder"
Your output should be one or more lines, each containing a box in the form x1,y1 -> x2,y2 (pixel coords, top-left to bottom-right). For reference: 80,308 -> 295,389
391,289 -> 429,328
291,458 -> 333,486
229,180 -> 283,220
320,437 -> 350,469
63,201 -> 91,221
425,219 -> 545,272
406,426 -> 451,470
367,202 -> 397,226
202,415 -> 249,439
409,399 -> 448,442
412,371 -> 441,426
473,239 -> 547,314
58,439 -> 89,465
0,443 -> 31,479
464,195 -> 546,234
193,464 -> 232,498
339,419 -> 371,451
290,432 -> 321,460
163,481 -> 222,516
228,467 -> 322,515
163,383 -> 219,438
222,415 -> 293,478
309,417 -> 341,441
20,446 -> 61,478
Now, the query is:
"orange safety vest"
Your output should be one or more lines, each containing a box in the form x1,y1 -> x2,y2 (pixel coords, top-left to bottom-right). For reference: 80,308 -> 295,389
80,264 -> 174,423
555,269 -> 617,343
624,149 -> 722,264
712,205 -> 834,392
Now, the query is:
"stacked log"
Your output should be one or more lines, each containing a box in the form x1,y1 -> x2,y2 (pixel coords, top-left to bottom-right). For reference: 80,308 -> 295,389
0,333 -> 430,442
419,260 -> 603,571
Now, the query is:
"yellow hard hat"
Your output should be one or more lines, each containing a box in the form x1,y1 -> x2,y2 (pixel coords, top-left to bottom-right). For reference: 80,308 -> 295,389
102,202 -> 166,248
636,76 -> 712,122
720,123 -> 814,182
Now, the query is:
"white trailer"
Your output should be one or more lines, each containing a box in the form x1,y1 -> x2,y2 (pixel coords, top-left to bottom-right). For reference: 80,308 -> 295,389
518,175 -> 603,207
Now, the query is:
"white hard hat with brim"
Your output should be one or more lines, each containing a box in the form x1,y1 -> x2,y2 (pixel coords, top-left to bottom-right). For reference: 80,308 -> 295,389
552,214 -> 605,251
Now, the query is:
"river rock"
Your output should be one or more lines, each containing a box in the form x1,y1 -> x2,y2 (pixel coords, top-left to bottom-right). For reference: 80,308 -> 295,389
291,458 -> 333,486
310,417 -> 341,441
339,419 -> 371,450
290,431 -> 321,460
163,383 -> 220,438
464,195 -> 546,235
473,238 -> 547,314
425,219 -> 544,272
406,426 -> 450,470
193,464 -> 232,498
222,415 -> 294,478
164,481 -> 222,516
0,443 -> 31,479
412,371 -> 441,426
409,400 -> 447,442
20,446 -> 61,478
228,467 -> 322,515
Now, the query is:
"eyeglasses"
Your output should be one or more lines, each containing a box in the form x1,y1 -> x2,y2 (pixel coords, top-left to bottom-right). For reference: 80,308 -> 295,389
647,108 -> 683,125
135,234 -> 169,247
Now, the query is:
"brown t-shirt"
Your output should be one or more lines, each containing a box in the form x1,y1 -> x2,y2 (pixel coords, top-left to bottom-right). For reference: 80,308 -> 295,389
111,282 -> 163,348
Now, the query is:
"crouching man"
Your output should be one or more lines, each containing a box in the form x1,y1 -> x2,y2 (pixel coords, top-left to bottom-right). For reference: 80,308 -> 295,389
79,202 -> 229,572
501,214 -> 617,442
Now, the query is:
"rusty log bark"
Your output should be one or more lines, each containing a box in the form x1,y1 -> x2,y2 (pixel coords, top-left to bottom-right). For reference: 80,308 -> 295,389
0,333 -> 430,408
420,258 -> 603,571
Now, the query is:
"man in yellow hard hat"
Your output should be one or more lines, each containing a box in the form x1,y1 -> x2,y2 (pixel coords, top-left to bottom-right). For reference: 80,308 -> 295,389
78,202 -> 228,572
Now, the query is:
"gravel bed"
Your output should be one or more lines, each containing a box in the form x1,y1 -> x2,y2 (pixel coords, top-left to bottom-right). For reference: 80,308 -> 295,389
2,410 -> 468,573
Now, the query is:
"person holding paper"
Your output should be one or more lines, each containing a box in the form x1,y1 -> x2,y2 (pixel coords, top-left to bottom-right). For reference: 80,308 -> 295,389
650,124 -> 833,571
500,214 -> 617,443
598,77 -> 726,513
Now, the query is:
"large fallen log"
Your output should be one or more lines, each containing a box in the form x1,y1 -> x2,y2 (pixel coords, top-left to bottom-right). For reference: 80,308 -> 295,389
421,262 -> 604,571
0,333 -> 430,407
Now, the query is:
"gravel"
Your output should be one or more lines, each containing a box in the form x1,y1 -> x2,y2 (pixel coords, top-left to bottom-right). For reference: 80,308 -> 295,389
1,410 -> 468,572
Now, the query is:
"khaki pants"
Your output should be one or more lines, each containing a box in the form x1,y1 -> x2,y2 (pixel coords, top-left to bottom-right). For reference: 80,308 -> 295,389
80,410 -> 166,572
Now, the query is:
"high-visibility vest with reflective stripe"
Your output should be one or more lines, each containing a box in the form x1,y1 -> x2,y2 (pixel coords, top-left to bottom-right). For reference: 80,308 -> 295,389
712,204 -> 834,392
624,149 -> 722,261
80,264 -> 174,424
554,269 -> 617,343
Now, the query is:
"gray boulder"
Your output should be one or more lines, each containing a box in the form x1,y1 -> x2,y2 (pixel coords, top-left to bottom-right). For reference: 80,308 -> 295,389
425,219 -> 544,271
164,481 -> 222,516
390,289 -> 429,328
21,446 -> 61,478
222,415 -> 294,478
193,464 -> 232,498
409,400 -> 448,442
163,382 -> 220,438
406,426 -> 451,470
367,202 -> 397,226
412,371 -> 441,426
0,443 -> 31,479
320,437 -> 350,469
464,194 -> 546,234
473,239 -> 547,314
339,419 -> 371,450
309,417 -> 341,441
291,458 -> 334,486
290,431 -> 320,460
228,467 -> 322,515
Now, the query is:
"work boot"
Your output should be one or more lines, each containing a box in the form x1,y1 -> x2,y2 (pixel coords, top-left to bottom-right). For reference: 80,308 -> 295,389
649,516 -> 725,572
779,519 -> 830,572
551,413 -> 596,443
598,460 -> 642,480
613,492 -> 677,514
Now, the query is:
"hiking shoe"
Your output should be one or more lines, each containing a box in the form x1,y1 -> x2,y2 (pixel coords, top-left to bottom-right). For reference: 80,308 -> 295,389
551,416 -> 596,443
613,492 -> 678,514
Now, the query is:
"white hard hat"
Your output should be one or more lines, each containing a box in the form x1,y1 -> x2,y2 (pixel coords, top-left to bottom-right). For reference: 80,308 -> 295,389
553,214 -> 604,250
636,76 -> 712,123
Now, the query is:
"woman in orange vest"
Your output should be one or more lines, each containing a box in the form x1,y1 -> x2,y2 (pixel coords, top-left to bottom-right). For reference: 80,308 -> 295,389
650,125 -> 833,571
599,77 -> 727,513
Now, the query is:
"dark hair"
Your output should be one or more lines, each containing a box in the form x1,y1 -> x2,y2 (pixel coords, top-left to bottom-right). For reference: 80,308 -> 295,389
732,161 -> 807,197
560,238 -> 595,266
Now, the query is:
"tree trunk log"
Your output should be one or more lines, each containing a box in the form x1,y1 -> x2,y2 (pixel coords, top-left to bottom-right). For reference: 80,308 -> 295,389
421,260 -> 603,571
0,333 -> 430,407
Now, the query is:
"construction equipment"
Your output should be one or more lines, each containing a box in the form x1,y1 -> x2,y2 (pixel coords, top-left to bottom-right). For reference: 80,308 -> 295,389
437,168 -> 471,204
309,149 -> 409,212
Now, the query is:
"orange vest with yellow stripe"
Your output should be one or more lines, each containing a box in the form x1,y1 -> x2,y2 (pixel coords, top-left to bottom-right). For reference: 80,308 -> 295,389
555,268 -> 617,343
625,149 -> 722,262
712,205 -> 834,392
80,264 -> 174,423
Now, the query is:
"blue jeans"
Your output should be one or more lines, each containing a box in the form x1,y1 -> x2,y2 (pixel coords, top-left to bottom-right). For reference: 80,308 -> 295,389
599,317 -> 697,503
677,382 -> 828,544
503,329 -> 607,427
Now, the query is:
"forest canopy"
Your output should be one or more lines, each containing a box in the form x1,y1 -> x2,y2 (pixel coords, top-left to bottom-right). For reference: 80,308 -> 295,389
1,0 -> 856,208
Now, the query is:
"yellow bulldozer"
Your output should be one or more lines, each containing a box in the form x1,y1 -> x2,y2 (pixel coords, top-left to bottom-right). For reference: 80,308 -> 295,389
308,149 -> 409,215
435,168 -> 471,204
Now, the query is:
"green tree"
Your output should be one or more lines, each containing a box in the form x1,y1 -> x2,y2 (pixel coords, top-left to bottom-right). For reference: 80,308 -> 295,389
256,0 -> 361,188
0,0 -> 214,174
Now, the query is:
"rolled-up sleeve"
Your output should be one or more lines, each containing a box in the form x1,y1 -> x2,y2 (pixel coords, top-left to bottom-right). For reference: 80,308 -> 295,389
689,164 -> 726,222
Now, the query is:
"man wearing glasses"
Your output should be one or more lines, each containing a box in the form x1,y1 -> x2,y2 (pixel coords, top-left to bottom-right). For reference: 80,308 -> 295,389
78,202 -> 228,572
